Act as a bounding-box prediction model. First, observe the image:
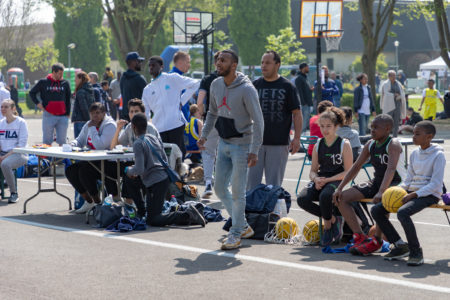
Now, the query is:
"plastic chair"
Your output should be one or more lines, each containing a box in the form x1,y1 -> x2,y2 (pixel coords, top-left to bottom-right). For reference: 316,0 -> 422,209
351,162 -> 372,186
295,136 -> 319,195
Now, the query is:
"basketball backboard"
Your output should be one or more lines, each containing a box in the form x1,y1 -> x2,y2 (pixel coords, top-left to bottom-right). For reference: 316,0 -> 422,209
173,11 -> 213,44
300,0 -> 343,38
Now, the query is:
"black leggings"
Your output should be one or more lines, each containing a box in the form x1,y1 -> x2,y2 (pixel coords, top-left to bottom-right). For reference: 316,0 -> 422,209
145,177 -> 190,227
297,181 -> 341,221
65,161 -> 120,196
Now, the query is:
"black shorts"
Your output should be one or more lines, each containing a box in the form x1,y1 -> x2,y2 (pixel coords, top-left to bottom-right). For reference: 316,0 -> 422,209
353,179 -> 400,199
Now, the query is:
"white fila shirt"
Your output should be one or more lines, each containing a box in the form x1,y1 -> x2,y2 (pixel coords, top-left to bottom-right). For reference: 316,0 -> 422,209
0,117 -> 28,153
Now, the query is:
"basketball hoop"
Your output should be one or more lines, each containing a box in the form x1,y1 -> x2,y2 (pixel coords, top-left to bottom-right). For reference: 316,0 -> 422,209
323,29 -> 344,52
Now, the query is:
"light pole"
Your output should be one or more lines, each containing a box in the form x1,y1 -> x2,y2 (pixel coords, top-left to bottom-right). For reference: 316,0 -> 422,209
394,40 -> 399,72
67,43 -> 76,69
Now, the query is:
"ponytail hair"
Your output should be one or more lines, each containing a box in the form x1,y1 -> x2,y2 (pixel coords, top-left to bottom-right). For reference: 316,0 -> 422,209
319,107 -> 345,127
356,73 -> 367,82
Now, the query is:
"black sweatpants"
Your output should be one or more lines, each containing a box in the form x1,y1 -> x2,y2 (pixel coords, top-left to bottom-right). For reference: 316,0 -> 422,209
65,161 -> 120,197
297,181 -> 341,221
371,194 -> 439,250
160,125 -> 186,158
145,177 -> 190,226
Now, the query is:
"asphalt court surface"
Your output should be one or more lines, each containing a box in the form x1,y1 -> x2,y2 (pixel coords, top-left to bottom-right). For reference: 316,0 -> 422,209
1,119 -> 450,299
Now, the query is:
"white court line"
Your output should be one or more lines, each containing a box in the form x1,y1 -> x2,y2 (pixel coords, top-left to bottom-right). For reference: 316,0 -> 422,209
18,178 -> 73,187
1,216 -> 449,295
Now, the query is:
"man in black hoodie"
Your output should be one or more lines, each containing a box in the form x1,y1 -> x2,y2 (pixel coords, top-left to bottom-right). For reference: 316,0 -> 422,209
30,63 -> 71,145
120,52 -> 147,120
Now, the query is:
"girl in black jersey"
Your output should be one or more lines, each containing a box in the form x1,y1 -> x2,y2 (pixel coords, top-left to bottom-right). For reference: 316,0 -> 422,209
297,107 -> 353,246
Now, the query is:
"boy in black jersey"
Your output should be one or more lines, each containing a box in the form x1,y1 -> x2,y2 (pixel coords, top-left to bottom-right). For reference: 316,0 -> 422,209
333,114 -> 406,255
297,107 -> 353,246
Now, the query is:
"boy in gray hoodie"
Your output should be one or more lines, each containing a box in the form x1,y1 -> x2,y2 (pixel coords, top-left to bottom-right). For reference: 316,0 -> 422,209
198,50 -> 264,250
125,113 -> 206,227
371,121 -> 445,266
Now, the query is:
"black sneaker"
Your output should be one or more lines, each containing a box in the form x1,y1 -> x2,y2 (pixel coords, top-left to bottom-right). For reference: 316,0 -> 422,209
384,243 -> 409,261
202,184 -> 213,199
186,204 -> 206,227
407,247 -> 424,266
331,216 -> 344,243
321,229 -> 333,246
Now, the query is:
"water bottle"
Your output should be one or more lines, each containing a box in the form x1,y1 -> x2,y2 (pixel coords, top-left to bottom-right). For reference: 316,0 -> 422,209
125,203 -> 136,218
103,195 -> 113,206
273,198 -> 288,218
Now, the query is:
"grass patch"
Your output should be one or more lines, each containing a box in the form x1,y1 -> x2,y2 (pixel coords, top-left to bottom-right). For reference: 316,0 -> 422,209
19,102 -> 42,117
407,94 -> 444,115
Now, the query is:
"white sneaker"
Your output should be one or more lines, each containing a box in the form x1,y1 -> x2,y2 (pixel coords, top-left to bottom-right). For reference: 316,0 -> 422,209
75,201 -> 96,214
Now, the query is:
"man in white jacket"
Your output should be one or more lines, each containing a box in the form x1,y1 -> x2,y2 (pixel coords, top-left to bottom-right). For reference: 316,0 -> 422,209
379,70 -> 406,137
370,121 -> 445,266
142,56 -> 199,157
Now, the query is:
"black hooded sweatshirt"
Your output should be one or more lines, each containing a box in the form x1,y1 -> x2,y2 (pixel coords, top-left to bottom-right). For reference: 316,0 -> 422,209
119,69 -> 147,120
29,74 -> 71,116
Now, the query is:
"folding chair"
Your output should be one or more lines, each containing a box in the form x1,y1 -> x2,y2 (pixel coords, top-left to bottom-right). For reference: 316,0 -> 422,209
295,136 -> 319,195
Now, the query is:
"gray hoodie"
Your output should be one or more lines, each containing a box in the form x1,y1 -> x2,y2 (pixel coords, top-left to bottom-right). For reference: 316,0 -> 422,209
400,144 -> 446,199
201,72 -> 264,154
71,116 -> 116,150
126,133 -> 168,187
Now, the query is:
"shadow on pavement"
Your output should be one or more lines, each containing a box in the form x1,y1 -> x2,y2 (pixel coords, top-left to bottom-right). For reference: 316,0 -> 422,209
174,251 -> 243,275
292,246 -> 450,279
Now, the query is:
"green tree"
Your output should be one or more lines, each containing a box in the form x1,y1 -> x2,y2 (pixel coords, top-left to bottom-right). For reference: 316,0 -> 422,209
0,56 -> 6,70
24,39 -> 59,73
214,30 -> 233,52
48,0 -> 228,65
349,53 -> 388,74
229,0 -> 291,66
53,2 -> 110,74
434,0 -> 450,68
266,27 -> 306,65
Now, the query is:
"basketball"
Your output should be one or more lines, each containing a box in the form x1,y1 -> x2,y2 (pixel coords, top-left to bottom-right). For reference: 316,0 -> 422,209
302,219 -> 321,244
275,217 -> 299,239
382,186 -> 407,213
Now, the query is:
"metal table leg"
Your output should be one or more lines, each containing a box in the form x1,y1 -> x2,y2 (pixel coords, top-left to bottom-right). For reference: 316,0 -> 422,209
23,156 -> 72,214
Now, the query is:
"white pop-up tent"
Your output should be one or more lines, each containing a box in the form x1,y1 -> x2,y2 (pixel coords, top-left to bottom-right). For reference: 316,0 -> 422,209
420,54 -> 450,71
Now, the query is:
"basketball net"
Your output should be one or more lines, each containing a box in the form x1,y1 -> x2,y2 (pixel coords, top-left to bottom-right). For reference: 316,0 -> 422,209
264,228 -> 302,245
323,30 -> 344,52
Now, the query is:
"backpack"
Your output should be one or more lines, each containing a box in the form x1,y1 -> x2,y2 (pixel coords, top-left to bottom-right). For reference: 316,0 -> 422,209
16,154 -> 50,178
245,184 -> 291,214
166,181 -> 199,204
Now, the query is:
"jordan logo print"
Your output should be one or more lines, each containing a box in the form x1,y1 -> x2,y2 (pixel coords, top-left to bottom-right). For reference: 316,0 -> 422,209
218,96 -> 231,110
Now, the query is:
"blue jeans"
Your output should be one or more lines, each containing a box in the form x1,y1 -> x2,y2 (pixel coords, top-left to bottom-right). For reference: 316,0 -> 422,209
73,122 -> 86,138
42,110 -> 69,145
214,139 -> 250,237
358,113 -> 370,136
301,105 -> 311,133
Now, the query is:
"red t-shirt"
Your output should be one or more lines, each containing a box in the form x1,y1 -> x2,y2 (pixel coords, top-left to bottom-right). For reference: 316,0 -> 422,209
308,115 -> 323,156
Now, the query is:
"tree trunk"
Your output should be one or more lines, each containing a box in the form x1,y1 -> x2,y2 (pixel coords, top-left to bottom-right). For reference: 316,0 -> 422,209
434,0 -> 450,69
359,0 -> 396,110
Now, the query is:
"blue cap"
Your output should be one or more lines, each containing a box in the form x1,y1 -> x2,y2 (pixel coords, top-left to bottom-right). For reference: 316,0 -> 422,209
126,51 -> 145,61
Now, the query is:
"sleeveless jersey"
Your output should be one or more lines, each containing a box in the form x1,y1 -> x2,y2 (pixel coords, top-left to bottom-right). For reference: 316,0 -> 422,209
184,117 -> 200,151
369,137 -> 406,183
316,136 -> 345,177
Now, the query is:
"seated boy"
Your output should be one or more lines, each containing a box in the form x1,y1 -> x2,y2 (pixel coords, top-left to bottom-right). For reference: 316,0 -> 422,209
371,121 -> 445,266
65,102 -> 118,214
184,104 -> 203,163
398,107 -> 423,134
110,98 -> 159,218
333,114 -> 406,255
125,113 -> 206,227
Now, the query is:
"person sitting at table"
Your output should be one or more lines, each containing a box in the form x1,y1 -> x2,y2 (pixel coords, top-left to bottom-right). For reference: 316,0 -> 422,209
125,113 -> 206,226
110,98 -> 159,218
0,99 -> 28,203
65,102 -> 118,214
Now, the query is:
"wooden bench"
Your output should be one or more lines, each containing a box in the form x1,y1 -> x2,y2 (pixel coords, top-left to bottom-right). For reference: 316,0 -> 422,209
360,198 -> 450,225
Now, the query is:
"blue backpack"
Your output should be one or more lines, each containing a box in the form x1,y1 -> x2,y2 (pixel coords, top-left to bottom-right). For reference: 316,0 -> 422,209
245,184 -> 291,214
